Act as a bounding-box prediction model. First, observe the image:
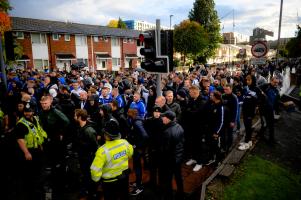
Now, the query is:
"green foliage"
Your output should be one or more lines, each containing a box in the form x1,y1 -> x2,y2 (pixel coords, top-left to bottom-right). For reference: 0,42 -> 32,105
223,155 -> 301,200
188,0 -> 222,61
0,0 -> 12,12
174,20 -> 208,60
286,25 -> 301,58
117,17 -> 127,29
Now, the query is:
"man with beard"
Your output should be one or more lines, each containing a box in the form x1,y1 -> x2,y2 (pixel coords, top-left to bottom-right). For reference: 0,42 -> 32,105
15,103 -> 47,200
74,109 -> 98,199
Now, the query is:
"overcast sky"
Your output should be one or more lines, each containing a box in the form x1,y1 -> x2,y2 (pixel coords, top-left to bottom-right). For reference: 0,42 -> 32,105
9,0 -> 301,39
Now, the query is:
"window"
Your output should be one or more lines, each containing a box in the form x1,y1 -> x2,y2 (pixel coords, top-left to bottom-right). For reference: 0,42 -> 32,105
77,58 -> 88,66
52,33 -> 59,40
93,36 -> 99,42
34,59 -> 48,71
15,32 -> 24,39
75,35 -> 87,46
111,38 -> 120,46
103,37 -> 108,42
123,38 -> 128,43
31,33 -> 46,44
112,58 -> 120,67
128,38 -> 134,43
97,59 -> 107,69
65,34 -> 70,41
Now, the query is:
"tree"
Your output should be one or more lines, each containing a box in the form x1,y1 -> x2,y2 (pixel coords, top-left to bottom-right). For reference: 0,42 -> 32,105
107,18 -> 127,29
286,25 -> 301,58
107,19 -> 118,28
174,20 -> 208,64
188,0 -> 222,62
0,0 -> 12,90
117,17 -> 127,29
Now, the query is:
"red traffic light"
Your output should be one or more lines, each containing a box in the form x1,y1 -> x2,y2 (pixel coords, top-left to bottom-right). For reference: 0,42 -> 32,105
139,34 -> 145,43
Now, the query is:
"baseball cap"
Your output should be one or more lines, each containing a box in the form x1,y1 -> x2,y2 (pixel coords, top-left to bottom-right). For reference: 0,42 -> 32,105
161,110 -> 176,121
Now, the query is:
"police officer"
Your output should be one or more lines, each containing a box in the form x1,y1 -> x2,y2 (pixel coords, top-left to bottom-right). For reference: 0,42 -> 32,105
90,119 -> 133,200
15,102 -> 47,200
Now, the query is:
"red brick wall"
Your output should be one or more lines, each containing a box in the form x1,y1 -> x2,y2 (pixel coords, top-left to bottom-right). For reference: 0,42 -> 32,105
122,39 -> 138,68
88,36 -> 112,70
16,32 -> 33,68
14,32 -> 138,72
47,34 -> 76,69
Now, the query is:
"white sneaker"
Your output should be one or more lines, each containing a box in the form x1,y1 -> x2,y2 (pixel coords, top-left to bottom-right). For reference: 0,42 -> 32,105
186,159 -> 197,166
193,164 -> 202,172
238,142 -> 250,151
239,142 -> 245,146
248,141 -> 253,147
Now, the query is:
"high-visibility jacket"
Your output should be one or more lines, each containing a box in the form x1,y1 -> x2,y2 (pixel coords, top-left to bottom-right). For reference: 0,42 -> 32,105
17,117 -> 47,149
90,139 -> 133,182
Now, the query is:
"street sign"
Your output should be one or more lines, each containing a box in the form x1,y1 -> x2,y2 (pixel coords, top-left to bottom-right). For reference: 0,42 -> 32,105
251,41 -> 268,58
251,57 -> 267,65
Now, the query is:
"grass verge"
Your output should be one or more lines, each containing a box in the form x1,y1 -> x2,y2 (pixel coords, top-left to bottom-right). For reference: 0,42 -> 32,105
222,155 -> 301,200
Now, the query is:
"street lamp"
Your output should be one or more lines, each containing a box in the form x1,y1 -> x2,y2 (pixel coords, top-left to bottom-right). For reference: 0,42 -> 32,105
169,14 -> 174,30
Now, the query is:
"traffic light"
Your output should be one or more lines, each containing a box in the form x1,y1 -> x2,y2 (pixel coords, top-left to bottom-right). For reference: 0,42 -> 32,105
160,30 -> 174,73
139,30 -> 173,73
139,30 -> 157,71
4,32 -> 17,61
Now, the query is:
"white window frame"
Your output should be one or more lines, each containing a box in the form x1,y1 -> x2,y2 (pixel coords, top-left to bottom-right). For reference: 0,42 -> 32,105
128,38 -> 134,43
111,38 -> 120,46
65,34 -> 70,41
34,59 -> 49,71
15,32 -> 24,39
123,38 -> 128,43
112,58 -> 121,67
75,35 -> 87,46
31,33 -> 47,44
52,33 -> 59,41
93,36 -> 99,42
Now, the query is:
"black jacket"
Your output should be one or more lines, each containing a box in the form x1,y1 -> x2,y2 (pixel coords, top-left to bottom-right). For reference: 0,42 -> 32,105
242,85 -> 261,118
39,107 -> 70,139
128,118 -> 149,149
180,95 -> 207,134
206,101 -> 224,136
166,101 -> 181,121
159,121 -> 184,164
222,93 -> 238,124
112,108 -> 131,138
75,123 -> 98,161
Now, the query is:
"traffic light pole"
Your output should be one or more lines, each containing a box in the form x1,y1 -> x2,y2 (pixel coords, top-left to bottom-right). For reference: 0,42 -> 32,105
155,19 -> 162,96
0,33 -> 8,91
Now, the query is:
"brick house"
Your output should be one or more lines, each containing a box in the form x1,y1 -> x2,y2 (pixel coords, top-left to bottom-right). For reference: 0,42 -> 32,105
5,17 -> 142,72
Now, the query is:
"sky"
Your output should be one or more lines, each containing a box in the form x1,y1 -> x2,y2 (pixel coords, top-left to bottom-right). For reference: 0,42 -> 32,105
9,0 -> 301,39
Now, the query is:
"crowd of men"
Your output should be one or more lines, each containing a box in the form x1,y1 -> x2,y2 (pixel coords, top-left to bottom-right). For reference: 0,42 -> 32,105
0,59 -> 298,200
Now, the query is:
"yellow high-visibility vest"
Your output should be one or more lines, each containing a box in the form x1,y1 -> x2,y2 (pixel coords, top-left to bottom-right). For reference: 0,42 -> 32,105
17,117 -> 47,149
90,139 -> 133,182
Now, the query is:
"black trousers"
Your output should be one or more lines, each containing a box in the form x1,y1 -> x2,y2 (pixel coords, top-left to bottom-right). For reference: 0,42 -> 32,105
16,149 -> 44,200
158,161 -> 183,199
243,116 -> 253,143
102,173 -> 129,200
261,109 -> 275,141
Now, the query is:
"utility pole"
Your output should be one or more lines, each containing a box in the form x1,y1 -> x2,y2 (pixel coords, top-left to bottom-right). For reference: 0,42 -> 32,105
276,0 -> 284,68
169,15 -> 173,30
156,19 -> 162,96
0,33 -> 7,91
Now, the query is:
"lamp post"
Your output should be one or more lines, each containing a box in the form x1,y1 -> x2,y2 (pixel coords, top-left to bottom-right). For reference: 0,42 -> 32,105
169,14 -> 174,30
